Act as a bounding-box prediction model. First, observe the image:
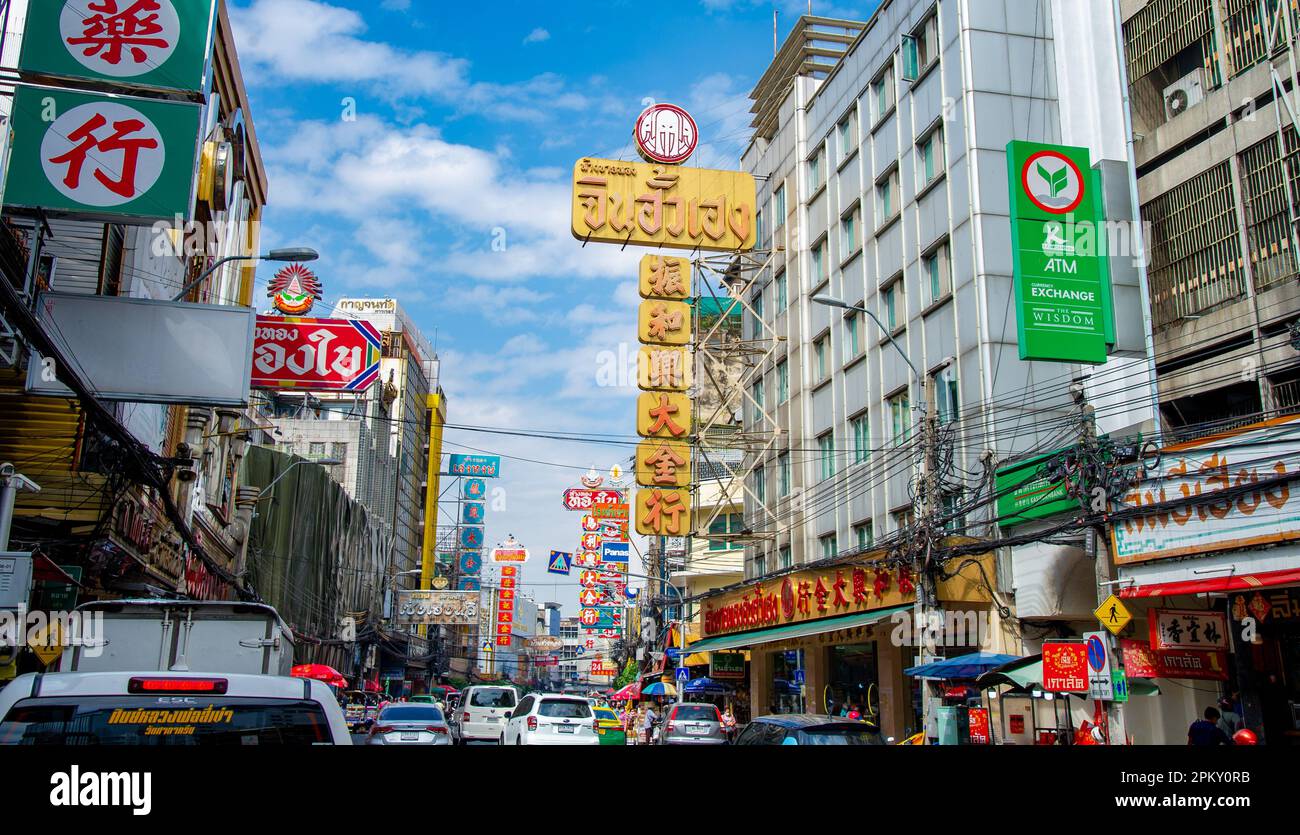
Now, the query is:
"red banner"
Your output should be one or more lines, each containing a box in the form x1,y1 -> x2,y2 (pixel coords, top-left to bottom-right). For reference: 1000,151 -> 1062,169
1120,639 -> 1229,681
251,316 -> 382,391
1042,643 -> 1089,692
968,707 -> 991,744
563,489 -> 625,511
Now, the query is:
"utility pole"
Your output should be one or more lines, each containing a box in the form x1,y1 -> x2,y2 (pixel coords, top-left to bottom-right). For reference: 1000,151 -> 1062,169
0,464 -> 40,551
916,376 -> 941,742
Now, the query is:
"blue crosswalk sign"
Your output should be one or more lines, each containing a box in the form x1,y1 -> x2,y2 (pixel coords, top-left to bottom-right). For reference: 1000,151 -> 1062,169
675,666 -> 689,682
547,550 -> 572,576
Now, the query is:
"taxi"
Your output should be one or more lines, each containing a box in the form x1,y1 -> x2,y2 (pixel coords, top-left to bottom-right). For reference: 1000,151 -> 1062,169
592,705 -> 627,746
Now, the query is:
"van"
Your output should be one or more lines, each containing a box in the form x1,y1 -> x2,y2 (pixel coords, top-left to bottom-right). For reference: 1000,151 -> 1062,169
453,685 -> 518,744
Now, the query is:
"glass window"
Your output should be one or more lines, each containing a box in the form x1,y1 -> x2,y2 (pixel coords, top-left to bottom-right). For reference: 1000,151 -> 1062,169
775,271 -> 787,310
538,699 -> 592,719
779,545 -> 792,570
934,366 -> 959,425
672,705 -> 721,721
379,705 -> 444,722
820,534 -> 838,559
814,336 -> 828,383
854,522 -> 873,550
942,492 -> 965,533
774,185 -> 786,224
808,146 -> 825,191
844,315 -> 860,362
872,62 -> 895,122
753,553 -> 766,578
309,442 -> 325,457
818,433 -> 835,481
851,412 -> 870,464
751,378 -> 765,425
876,169 -> 899,221
811,241 -> 826,285
470,688 -> 517,708
777,360 -> 789,403
924,244 -> 951,305
841,207 -> 861,255
839,113 -> 856,158
893,508 -> 915,532
918,126 -> 944,188
754,464 -> 766,505
917,14 -> 938,70
756,207 -> 766,247
750,291 -> 764,337
883,281 -> 900,330
331,442 -> 347,460
778,452 -> 791,497
889,393 -> 911,446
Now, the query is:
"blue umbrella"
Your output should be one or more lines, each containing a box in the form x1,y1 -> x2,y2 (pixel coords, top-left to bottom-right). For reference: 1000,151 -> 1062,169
641,681 -> 677,697
903,651 -> 1021,680
683,677 -> 731,696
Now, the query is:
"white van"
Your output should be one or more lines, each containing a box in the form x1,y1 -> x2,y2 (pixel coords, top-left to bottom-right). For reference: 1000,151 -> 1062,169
454,685 -> 518,744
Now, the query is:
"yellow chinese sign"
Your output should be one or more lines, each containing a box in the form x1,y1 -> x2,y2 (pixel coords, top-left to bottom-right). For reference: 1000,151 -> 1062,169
636,439 -> 692,488
640,255 -> 691,300
639,300 -> 691,346
636,392 -> 691,439
635,487 -> 692,536
1094,594 -> 1133,636
637,346 -> 691,391
571,157 -> 757,252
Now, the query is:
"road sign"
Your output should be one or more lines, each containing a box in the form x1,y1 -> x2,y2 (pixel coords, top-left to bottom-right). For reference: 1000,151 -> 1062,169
1085,631 -> 1114,700
793,669 -> 805,685
675,666 -> 689,682
547,550 -> 572,576
30,621 -> 62,666
1111,668 -> 1130,703
1094,594 -> 1132,635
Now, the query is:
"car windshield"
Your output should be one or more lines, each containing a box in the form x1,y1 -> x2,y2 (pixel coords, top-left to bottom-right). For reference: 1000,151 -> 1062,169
470,689 -> 516,708
378,706 -> 443,722
799,726 -> 882,745
538,700 -> 591,718
672,705 -> 719,721
0,697 -> 333,745
594,708 -> 618,721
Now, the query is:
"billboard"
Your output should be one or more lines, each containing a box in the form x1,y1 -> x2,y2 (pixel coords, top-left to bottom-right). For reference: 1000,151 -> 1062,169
250,316 -> 382,391
394,590 -> 479,625
448,454 -> 501,478
27,292 -> 253,405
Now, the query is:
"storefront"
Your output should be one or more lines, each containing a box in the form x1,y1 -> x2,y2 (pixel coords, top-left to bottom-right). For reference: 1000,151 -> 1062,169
686,552 -> 997,739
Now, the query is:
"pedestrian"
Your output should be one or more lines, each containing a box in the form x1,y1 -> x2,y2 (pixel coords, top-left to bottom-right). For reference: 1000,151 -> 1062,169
1187,706 -> 1233,745
1216,698 -> 1243,737
721,704 -> 737,741
642,702 -> 658,745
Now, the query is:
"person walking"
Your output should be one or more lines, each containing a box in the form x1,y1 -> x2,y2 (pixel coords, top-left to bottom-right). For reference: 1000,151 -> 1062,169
642,703 -> 658,745
1216,698 -> 1243,737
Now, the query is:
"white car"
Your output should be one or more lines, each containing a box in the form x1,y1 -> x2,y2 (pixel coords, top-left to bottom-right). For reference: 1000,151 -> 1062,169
0,671 -> 352,745
500,693 -> 599,746
454,685 -> 519,744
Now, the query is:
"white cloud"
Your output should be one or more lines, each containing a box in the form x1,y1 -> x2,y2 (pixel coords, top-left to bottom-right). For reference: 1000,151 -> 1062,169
523,27 -> 550,44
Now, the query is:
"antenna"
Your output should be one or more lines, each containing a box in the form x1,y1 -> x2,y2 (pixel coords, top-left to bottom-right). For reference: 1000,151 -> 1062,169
773,8 -> 778,55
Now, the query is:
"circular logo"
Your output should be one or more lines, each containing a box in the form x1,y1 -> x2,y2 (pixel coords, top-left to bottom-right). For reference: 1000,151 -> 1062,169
41,101 -> 166,207
431,576 -> 449,590
60,0 -> 182,78
267,263 -> 322,315
781,577 -> 795,621
1022,150 -> 1085,215
634,103 -> 698,165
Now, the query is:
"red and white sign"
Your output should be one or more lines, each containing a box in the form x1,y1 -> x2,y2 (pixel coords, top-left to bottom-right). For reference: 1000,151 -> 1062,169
575,550 -> 601,567
579,588 -> 601,607
968,707 -> 991,744
563,489 -> 625,511
581,533 -> 601,551
579,570 -> 602,588
581,515 -> 600,532
500,566 -> 518,578
251,316 -> 381,391
634,103 -> 698,165
1041,642 -> 1088,692
1121,638 -> 1230,681
1149,609 -> 1229,652
491,546 -> 529,564
579,608 -> 600,627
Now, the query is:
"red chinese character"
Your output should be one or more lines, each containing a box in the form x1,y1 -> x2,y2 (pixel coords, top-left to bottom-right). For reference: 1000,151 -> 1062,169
48,112 -> 158,199
852,568 -> 869,604
898,566 -> 915,596
874,568 -> 891,600
814,578 -> 830,613
66,0 -> 170,67
796,581 -> 812,616
832,571 -> 850,608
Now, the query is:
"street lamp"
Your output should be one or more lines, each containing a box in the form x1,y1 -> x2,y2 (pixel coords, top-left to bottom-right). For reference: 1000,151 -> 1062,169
256,457 -> 343,500
811,294 -> 923,386
172,247 -> 320,302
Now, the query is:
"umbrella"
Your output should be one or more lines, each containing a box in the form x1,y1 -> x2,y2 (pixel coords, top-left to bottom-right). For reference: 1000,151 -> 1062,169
903,651 -> 1021,680
683,677 -> 731,696
641,681 -> 677,698
610,683 -> 640,701
291,663 -> 348,689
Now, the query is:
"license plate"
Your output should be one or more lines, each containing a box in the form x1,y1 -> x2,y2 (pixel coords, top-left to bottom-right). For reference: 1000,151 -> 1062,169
687,726 -> 708,735
401,732 -> 420,741
557,725 -> 575,734
485,717 -> 499,723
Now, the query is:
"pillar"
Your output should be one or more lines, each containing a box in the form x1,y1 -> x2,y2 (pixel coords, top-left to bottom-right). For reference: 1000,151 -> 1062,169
876,638 -> 910,741
804,642 -> 831,715
749,645 -> 772,720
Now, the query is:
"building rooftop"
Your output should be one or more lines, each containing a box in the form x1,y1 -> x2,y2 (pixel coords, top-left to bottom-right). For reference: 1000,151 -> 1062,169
749,15 -> 867,140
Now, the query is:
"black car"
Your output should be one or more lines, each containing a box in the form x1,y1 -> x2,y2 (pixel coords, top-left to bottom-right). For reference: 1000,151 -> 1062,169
733,714 -> 885,746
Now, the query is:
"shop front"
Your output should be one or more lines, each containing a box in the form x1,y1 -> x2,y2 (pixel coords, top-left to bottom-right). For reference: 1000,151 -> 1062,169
686,553 -> 995,740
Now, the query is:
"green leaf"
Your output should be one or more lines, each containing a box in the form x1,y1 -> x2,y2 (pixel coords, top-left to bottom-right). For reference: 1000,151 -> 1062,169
1037,162 -> 1051,185
1051,167 -> 1070,196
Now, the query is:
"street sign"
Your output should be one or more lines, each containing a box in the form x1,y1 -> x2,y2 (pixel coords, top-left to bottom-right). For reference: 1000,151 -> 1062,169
1094,594 -> 1133,636
674,666 -> 689,682
1085,631 -> 1114,700
793,669 -> 805,685
547,550 -> 572,576
1111,668 -> 1130,703
448,454 -> 501,478
251,316 -> 382,391
0,552 -> 34,609
1041,642 -> 1088,692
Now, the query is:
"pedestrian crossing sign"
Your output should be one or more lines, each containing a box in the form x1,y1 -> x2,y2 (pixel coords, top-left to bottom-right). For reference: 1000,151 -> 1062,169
1094,594 -> 1132,636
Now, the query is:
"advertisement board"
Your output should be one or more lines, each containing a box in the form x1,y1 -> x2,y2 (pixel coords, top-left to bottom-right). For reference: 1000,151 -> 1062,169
994,449 -> 1075,527
710,652 -> 745,680
1041,642 -> 1088,692
448,454 -> 501,478
250,316 -> 382,391
394,590 -> 478,625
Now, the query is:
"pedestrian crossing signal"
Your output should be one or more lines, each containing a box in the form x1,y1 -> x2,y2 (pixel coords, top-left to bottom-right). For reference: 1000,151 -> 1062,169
1093,594 -> 1132,636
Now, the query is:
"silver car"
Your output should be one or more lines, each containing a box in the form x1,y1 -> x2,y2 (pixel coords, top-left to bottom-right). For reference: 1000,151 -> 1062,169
659,703 -> 728,745
366,704 -> 452,745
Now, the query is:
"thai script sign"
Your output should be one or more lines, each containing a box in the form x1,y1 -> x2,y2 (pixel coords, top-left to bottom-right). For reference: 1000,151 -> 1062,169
562,489 -> 625,511
1120,639 -> 1228,682
250,316 -> 382,391
448,454 -> 501,478
395,590 -> 478,625
570,157 -> 756,252
1041,642 -> 1088,692
1111,416 -> 1300,565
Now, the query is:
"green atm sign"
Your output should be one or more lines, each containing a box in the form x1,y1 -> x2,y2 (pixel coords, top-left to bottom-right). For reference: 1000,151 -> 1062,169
1007,141 -> 1113,365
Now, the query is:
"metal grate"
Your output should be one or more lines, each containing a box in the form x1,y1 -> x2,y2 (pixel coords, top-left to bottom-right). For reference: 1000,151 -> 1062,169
1276,376 -> 1300,411
1124,0 -> 1216,82
1239,126 -> 1300,290
1223,0 -> 1300,76
1144,161 -> 1246,327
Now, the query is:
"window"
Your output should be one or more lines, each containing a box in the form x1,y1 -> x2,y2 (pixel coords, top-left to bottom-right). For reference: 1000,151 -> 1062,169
808,146 -> 825,192
750,291 -> 764,337
893,508 -> 915,532
818,432 -> 836,481
280,442 -> 295,456
876,169 -> 900,222
753,464 -> 766,506
331,442 -> 347,460
902,14 -> 938,80
775,270 -> 787,310
838,112 -> 857,158
710,512 -> 745,550
933,366 -> 960,425
882,280 -> 901,331
917,125 -> 944,187
779,545 -> 792,570
811,241 -> 826,285
751,379 -> 765,425
851,412 -> 870,464
942,492 -> 965,533
872,61 -> 895,123
923,243 -> 951,305
814,335 -> 829,384
844,314 -> 861,362
778,452 -> 791,497
841,206 -> 861,256
756,207 -> 766,246
753,553 -> 766,578
819,534 -> 838,559
889,392 -> 911,446
774,184 -> 786,225
309,442 -> 325,457
777,359 -> 789,403
854,522 -> 874,551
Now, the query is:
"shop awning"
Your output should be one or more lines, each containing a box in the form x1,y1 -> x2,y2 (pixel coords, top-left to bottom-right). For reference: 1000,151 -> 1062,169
1118,566 -> 1300,599
977,655 -> 1161,696
685,605 -> 912,654
904,651 -> 1021,679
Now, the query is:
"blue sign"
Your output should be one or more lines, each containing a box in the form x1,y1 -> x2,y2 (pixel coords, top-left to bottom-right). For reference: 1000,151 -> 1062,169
459,551 -> 482,575
462,502 -> 485,525
458,577 -> 481,591
463,478 -> 487,500
588,607 -> 621,630
675,666 -> 689,682
601,542 -> 629,564
460,527 -> 484,551
665,647 -> 680,660
793,669 -> 805,685
574,645 -> 585,656
449,454 -> 501,478
1086,634 -> 1107,672
547,550 -> 572,576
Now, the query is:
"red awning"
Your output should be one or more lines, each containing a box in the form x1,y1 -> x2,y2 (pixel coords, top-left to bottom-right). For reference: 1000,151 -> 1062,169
1119,566 -> 1300,599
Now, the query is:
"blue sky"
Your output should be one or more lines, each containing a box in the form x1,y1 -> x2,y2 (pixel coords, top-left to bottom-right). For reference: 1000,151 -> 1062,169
228,0 -> 880,610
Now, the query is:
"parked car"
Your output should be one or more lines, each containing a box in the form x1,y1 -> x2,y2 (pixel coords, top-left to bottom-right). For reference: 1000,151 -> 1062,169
591,704 -> 626,746
659,702 -> 728,745
0,671 -> 352,745
453,685 -> 518,744
500,694 -> 598,746
365,704 -> 451,745
733,714 -> 885,746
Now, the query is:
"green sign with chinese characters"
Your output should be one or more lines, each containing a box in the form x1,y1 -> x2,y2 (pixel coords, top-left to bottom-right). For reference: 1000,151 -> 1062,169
995,448 -> 1076,528
18,0 -> 217,94
5,86 -> 201,223
1007,140 -> 1114,365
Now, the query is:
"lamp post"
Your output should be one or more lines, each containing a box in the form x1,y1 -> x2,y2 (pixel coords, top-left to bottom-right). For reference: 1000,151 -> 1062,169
172,247 -> 319,303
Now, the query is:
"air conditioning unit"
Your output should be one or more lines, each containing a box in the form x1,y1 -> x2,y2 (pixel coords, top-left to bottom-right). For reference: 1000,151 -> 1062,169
1163,70 -> 1205,121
